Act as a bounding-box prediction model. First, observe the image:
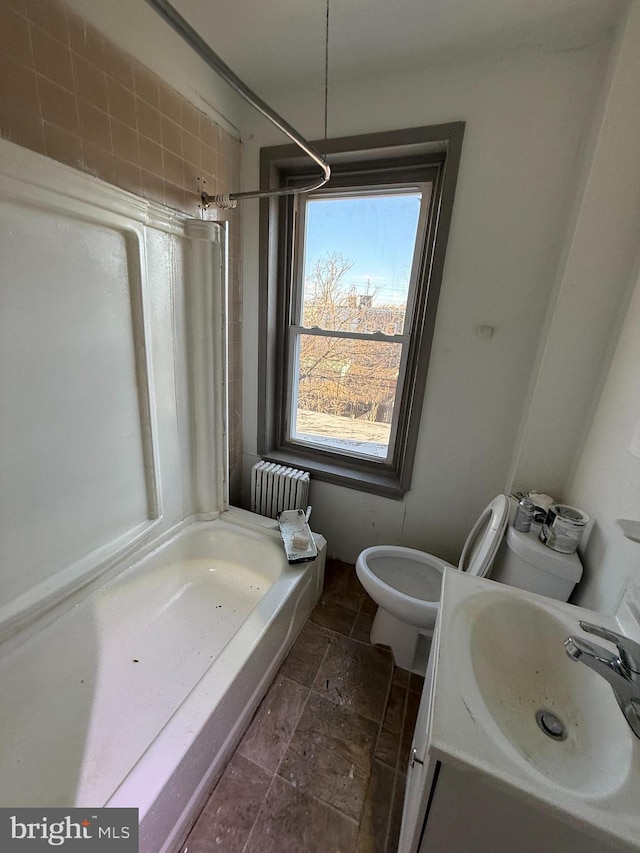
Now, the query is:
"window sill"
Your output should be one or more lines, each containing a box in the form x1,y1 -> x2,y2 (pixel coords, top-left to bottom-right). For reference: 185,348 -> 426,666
262,448 -> 407,499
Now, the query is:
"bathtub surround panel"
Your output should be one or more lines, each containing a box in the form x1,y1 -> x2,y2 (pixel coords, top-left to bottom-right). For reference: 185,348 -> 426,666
185,219 -> 229,517
0,139 -> 226,633
0,203 -> 152,609
0,0 -> 243,495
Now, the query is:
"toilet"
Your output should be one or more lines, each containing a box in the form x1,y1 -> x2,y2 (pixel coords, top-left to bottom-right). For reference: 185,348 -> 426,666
355,494 -> 583,674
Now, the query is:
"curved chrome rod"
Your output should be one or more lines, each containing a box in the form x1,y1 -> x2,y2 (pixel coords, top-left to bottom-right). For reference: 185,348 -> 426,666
145,0 -> 331,207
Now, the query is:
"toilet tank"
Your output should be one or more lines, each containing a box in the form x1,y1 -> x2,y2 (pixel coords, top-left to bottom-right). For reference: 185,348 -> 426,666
489,522 -> 583,602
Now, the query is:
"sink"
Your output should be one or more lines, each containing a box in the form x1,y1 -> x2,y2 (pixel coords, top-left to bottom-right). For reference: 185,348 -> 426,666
463,594 -> 634,796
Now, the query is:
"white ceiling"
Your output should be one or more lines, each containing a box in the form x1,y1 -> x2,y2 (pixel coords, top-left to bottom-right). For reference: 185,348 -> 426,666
172,0 -> 629,91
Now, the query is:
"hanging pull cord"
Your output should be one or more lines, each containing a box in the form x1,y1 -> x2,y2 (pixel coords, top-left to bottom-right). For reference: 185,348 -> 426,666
145,0 -> 330,208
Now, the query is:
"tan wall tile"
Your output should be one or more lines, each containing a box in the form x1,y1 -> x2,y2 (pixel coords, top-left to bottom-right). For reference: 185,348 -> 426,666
158,82 -> 181,125
200,143 -> 217,180
182,129 -> 200,168
181,101 -> 200,138
83,139 -> 116,183
111,118 -> 138,165
24,0 -> 69,46
31,25 -> 75,92
136,97 -> 161,142
44,122 -> 82,168
114,157 -> 141,194
38,77 -> 79,135
78,99 -> 111,150
162,146 -> 184,188
102,39 -> 133,90
0,5 -> 33,66
138,135 -> 163,175
139,168 -> 165,203
0,0 -> 28,15
67,13 -> 104,64
107,77 -> 137,129
163,180 -> 185,211
73,54 -> 108,112
0,58 -> 45,153
133,63 -> 159,108
160,114 -> 182,157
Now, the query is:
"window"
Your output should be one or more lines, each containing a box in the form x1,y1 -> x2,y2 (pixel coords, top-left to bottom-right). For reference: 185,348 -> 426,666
258,124 -> 464,497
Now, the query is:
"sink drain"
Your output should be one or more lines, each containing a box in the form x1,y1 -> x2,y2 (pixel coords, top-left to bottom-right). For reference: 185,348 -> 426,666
535,709 -> 567,741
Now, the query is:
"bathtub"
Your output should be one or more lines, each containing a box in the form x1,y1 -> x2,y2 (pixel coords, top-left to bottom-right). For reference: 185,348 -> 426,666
0,509 -> 326,853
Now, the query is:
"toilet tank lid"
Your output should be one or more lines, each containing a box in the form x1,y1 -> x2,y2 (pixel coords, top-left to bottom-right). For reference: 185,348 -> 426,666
504,524 -> 583,583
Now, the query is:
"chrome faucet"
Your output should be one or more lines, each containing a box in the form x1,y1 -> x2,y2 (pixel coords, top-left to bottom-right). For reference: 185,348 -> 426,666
564,621 -> 640,739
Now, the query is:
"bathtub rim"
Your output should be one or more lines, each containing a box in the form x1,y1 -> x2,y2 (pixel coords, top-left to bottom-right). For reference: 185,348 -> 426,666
0,507 -> 314,653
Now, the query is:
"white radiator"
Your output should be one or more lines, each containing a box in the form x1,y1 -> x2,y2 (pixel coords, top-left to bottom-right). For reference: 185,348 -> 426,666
250,461 -> 310,519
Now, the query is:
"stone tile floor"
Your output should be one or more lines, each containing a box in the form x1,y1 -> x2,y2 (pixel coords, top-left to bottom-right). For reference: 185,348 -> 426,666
181,558 -> 424,853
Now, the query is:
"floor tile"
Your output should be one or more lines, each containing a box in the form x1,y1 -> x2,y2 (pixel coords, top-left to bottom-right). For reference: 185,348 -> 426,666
360,593 -> 377,616
392,666 -> 410,688
313,634 -> 393,723
350,610 -> 374,643
355,760 -> 395,853
279,621 -> 332,687
183,754 -> 271,853
323,559 -> 365,611
399,688 -> 421,769
245,775 -> 359,853
278,692 -> 378,821
374,724 -> 401,769
388,772 -> 407,852
382,681 -> 407,733
237,674 -> 308,772
310,598 -> 358,636
409,672 -> 425,694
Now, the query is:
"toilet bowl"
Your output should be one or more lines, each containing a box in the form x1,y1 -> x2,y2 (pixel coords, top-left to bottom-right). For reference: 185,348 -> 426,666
356,494 -> 583,675
357,546 -> 455,674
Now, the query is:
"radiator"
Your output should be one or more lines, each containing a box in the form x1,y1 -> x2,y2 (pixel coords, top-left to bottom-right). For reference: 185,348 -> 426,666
250,461 -> 310,519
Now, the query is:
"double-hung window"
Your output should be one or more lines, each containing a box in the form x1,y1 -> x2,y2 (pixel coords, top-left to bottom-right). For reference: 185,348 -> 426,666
258,124 -> 464,497
289,184 -> 429,462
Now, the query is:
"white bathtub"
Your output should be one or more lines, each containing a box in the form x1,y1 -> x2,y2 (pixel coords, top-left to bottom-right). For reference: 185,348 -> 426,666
0,509 -> 326,853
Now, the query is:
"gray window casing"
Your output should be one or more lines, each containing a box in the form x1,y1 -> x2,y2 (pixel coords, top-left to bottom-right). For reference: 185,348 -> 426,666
257,122 -> 465,498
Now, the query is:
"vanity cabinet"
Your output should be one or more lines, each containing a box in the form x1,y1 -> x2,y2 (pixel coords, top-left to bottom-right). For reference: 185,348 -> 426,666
400,667 -> 626,853
413,762 -> 622,852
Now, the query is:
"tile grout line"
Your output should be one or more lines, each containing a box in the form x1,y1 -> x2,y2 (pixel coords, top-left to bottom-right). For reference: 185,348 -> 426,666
239,676 -> 314,853
269,625 -> 338,781
387,680 -> 413,851
241,625 -> 362,853
379,661 -> 403,851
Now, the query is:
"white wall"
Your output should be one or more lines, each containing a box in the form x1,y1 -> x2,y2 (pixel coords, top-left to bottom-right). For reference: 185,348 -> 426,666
240,41 -> 613,563
509,0 -> 640,500
567,255 -> 640,614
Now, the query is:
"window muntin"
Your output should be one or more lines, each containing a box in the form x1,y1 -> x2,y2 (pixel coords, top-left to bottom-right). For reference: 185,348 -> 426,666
285,184 -> 431,464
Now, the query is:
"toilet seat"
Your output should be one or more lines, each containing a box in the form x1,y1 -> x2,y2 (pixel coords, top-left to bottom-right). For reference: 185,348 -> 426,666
459,493 -> 510,577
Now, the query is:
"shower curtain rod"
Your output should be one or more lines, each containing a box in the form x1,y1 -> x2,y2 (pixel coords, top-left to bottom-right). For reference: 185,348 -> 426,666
145,0 -> 331,209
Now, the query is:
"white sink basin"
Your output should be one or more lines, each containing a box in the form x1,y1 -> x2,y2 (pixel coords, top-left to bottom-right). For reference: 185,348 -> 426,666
427,571 -> 640,851
466,594 -> 634,795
